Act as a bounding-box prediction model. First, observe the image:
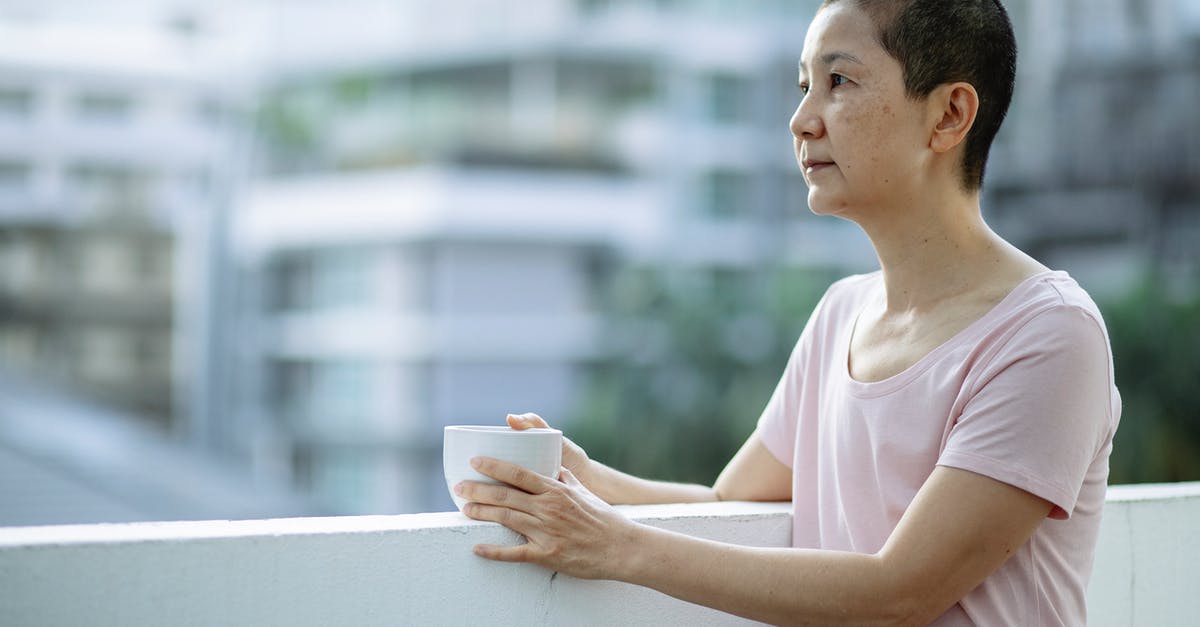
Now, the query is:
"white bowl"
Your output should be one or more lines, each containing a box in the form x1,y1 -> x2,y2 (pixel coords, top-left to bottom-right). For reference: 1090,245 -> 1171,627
443,425 -> 563,512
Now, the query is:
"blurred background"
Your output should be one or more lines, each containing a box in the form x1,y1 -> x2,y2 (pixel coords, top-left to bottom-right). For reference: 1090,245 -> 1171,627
0,0 -> 1197,526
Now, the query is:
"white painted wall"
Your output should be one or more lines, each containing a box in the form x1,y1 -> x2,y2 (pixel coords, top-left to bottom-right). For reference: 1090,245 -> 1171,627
0,501 -> 790,626
1085,482 -> 1200,626
1,484 -> 1197,626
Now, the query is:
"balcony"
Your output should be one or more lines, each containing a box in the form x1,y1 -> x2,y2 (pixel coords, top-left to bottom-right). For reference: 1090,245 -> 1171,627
1,483 -> 1196,625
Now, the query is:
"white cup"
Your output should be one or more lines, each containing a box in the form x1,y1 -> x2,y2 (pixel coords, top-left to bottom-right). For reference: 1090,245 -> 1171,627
443,425 -> 563,512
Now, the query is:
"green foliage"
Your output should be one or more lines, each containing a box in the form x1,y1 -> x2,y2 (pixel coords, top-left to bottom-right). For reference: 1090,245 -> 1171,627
573,267 -> 1200,488
333,73 -> 377,107
1102,275 -> 1200,483
569,265 -> 832,485
257,96 -> 318,150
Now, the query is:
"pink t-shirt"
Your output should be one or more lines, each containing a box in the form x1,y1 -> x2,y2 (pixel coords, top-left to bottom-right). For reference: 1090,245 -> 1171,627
757,270 -> 1120,626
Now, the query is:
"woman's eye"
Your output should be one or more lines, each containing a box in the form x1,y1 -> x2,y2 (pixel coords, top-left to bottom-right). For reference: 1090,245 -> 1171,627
831,73 -> 848,88
798,82 -> 810,96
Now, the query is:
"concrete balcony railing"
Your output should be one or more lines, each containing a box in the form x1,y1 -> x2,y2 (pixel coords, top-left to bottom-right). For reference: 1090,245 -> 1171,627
1,483 -> 1197,626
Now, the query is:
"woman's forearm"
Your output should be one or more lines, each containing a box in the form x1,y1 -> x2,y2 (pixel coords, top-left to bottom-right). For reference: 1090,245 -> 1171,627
580,459 -> 718,505
615,523 -> 918,627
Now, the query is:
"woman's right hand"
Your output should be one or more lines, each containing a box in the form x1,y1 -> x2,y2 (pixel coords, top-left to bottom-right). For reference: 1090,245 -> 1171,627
506,412 -> 594,486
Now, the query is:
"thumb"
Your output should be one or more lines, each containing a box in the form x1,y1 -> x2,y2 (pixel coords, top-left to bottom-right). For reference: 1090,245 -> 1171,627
507,412 -> 550,430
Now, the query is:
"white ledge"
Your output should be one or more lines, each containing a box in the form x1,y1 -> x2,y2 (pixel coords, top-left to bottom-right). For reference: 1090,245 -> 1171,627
1,487 -> 1198,626
0,500 -> 791,547
1102,480 -> 1200,502
0,501 -> 790,626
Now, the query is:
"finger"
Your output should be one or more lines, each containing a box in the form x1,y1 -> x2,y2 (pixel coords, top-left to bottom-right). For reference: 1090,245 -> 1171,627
472,456 -> 551,494
473,542 -> 535,563
558,467 -> 582,487
456,480 -> 535,512
506,413 -> 550,430
462,502 -> 541,535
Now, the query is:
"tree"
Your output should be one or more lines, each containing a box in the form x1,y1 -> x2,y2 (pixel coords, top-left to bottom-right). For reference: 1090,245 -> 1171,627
570,265 -> 831,485
575,266 -> 1200,487
1102,274 -> 1200,484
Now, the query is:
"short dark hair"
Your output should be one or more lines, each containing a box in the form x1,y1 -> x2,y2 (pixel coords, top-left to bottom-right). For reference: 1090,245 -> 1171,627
820,0 -> 1017,190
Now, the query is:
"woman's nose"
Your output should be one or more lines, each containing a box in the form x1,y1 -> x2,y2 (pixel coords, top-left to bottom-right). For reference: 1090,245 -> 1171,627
789,98 -> 824,139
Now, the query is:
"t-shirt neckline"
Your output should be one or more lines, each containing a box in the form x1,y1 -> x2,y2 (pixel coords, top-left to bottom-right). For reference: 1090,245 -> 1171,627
842,269 -> 1068,397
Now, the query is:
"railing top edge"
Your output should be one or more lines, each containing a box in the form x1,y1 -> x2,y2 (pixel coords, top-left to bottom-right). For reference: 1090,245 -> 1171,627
1105,481 -> 1200,502
5,485 -> 1195,549
0,501 -> 792,548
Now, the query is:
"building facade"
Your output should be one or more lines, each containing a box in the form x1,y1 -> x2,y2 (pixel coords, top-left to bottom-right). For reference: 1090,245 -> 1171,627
0,19 -> 243,429
232,0 -> 886,514
986,0 -> 1200,299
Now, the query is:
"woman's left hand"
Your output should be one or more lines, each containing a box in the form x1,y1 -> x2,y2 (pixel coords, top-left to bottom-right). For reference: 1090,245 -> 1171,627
457,456 -> 639,580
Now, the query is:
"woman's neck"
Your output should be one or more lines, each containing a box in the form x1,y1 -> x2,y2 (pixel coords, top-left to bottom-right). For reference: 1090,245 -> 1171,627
856,195 -> 1036,314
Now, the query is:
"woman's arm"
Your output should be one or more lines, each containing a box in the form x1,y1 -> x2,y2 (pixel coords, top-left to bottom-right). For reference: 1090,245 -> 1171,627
508,413 -> 790,505
458,461 -> 1051,626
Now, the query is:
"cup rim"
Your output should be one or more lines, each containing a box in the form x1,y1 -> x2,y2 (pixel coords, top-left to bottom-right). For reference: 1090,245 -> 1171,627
444,425 -> 561,435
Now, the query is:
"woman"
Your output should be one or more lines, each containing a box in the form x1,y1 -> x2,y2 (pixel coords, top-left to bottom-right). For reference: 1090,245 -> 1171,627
455,1 -> 1120,624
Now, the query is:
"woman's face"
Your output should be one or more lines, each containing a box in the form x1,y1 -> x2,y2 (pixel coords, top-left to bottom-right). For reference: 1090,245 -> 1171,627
791,3 -> 933,219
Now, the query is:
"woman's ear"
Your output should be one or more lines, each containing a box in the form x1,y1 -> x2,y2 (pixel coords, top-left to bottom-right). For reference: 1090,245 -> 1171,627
929,82 -> 979,154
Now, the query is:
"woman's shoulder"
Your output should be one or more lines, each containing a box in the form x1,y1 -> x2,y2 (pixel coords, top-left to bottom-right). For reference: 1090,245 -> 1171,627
804,271 -> 880,328
981,270 -> 1114,365
1001,270 -> 1107,328
825,270 -> 881,305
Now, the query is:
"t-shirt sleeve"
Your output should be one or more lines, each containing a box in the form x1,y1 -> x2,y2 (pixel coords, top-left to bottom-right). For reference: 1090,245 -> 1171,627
755,339 -> 804,468
755,287 -> 833,469
938,304 -> 1115,519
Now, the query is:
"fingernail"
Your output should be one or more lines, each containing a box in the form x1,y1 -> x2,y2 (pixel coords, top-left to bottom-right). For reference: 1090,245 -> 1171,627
454,482 -> 464,495
470,457 -> 482,469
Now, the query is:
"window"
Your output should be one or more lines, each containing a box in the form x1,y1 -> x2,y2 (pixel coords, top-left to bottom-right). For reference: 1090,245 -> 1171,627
133,333 -> 170,377
703,169 -> 750,217
77,326 -> 135,383
312,247 -> 372,310
709,266 -> 753,311
269,359 -> 314,424
578,0 -> 615,14
133,240 -> 170,284
310,449 -> 372,513
268,248 -> 373,312
706,72 -> 751,123
0,160 -> 31,192
70,163 -> 153,217
310,361 -> 371,428
269,254 -> 313,311
196,98 -> 225,127
76,92 -> 135,123
0,88 -> 33,119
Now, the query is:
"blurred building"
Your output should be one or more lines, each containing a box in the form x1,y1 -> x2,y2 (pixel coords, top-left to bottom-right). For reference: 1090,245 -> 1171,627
0,18 -> 243,429
988,0 -> 1200,300
0,13 -> 310,524
0,369 -> 316,526
233,167 -> 657,512
6,0 -> 1196,521
231,0 -> 880,514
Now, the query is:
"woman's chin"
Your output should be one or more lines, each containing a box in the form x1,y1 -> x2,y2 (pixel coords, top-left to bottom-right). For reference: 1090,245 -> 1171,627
805,192 -> 838,216
805,192 -> 858,220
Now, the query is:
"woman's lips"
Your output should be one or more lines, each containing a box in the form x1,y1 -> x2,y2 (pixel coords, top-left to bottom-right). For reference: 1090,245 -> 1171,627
805,161 -> 835,175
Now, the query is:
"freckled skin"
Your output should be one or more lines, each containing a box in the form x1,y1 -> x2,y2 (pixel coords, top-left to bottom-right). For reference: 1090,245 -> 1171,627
791,3 -> 935,221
